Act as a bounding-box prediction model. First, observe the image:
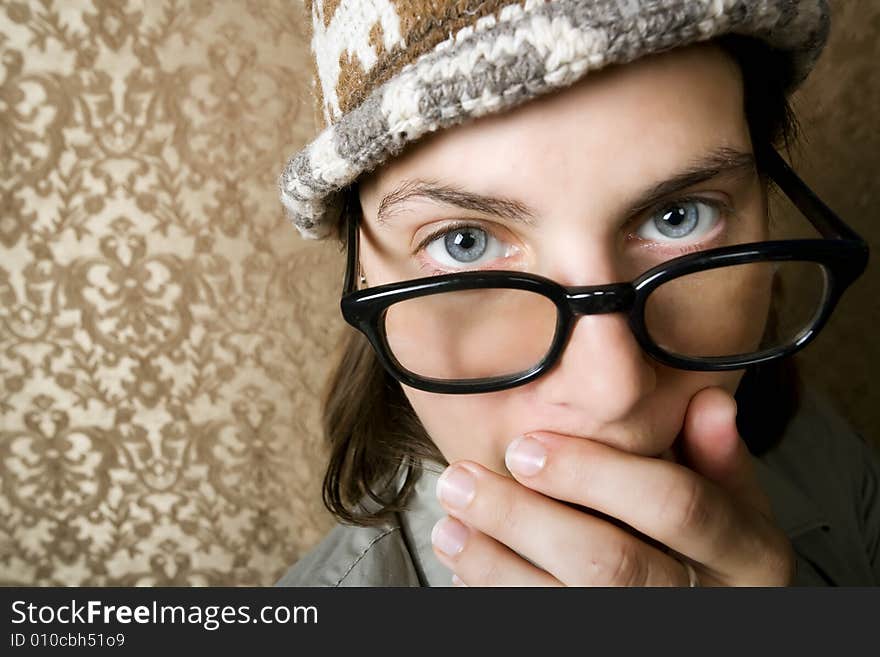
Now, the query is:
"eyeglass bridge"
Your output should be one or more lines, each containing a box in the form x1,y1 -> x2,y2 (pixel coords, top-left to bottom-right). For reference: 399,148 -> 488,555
565,283 -> 636,315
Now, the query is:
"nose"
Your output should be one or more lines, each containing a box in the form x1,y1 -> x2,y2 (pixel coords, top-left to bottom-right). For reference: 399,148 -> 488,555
530,306 -> 657,424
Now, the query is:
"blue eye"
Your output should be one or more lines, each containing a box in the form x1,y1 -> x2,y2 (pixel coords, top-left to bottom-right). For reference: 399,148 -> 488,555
443,227 -> 487,262
637,199 -> 721,243
423,224 -> 516,269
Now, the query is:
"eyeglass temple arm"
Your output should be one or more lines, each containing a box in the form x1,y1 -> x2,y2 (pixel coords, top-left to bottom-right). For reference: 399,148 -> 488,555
762,146 -> 866,243
342,191 -> 359,296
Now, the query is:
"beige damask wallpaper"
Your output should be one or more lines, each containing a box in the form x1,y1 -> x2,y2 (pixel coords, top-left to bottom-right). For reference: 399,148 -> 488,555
0,0 -> 341,586
1,1 -> 877,586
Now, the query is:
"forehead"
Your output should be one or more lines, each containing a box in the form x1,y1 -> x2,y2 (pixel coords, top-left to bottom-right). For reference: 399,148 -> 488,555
358,42 -> 748,210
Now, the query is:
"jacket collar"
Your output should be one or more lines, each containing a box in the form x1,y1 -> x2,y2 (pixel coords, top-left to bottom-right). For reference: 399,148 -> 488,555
397,463 -> 454,588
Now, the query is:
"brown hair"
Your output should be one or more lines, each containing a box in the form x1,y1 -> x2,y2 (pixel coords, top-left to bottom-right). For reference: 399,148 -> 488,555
319,34 -> 803,527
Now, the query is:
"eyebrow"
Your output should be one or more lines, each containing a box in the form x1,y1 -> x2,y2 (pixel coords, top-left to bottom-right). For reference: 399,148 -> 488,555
376,177 -> 537,227
623,146 -> 757,217
374,146 -> 757,227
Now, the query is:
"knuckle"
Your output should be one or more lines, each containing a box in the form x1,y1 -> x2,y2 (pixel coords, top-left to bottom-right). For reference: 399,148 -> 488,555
761,531 -> 797,585
483,484 -> 522,537
664,476 -> 713,536
583,541 -> 646,587
473,552 -> 506,586
565,449 -> 601,500
454,534 -> 512,587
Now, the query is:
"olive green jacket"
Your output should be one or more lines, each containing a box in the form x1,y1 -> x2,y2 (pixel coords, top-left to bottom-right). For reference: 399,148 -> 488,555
277,387 -> 880,586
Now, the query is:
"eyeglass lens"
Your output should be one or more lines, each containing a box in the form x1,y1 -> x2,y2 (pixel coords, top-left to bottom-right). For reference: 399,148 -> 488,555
382,259 -> 829,381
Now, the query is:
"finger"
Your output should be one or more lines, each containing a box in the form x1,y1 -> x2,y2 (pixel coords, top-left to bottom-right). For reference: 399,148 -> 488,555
679,386 -> 772,518
503,432 -> 782,580
435,463 -> 688,586
430,515 -> 562,587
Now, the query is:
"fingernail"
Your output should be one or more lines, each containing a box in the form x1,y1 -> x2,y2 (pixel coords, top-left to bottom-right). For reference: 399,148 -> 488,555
505,435 -> 547,476
451,574 -> 467,587
431,517 -> 469,557
436,465 -> 476,509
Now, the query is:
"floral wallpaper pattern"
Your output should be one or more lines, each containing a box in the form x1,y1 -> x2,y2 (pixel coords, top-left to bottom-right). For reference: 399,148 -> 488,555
0,0 -> 877,586
1,0 -> 340,585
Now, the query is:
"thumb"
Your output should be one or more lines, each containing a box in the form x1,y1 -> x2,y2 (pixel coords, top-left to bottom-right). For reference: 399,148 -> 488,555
679,386 -> 772,518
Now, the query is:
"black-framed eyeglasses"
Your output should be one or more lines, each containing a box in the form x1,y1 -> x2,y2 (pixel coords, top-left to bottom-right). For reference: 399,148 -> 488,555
340,147 -> 869,394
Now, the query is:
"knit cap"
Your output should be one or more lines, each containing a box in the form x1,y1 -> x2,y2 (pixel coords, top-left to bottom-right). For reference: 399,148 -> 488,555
279,0 -> 831,240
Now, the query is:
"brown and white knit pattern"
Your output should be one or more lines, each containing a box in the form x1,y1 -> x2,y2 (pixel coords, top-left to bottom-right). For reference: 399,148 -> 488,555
280,0 -> 830,240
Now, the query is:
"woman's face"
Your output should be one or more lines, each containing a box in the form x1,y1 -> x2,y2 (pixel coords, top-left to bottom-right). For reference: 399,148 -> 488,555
356,42 -> 769,474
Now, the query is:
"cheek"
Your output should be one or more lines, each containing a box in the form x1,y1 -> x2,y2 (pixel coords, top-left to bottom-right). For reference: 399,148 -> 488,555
402,386 -> 515,474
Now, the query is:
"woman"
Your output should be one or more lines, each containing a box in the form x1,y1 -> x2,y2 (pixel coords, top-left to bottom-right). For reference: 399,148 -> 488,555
277,0 -> 875,586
